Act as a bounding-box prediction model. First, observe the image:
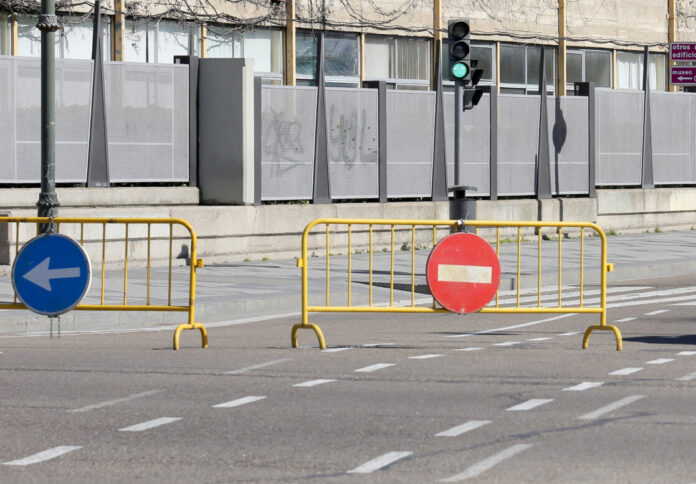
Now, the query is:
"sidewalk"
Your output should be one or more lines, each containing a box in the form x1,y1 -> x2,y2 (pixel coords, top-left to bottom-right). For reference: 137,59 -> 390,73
0,230 -> 694,335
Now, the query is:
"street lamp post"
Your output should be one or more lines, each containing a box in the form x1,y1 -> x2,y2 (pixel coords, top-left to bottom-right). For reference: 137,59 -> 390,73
37,0 -> 60,233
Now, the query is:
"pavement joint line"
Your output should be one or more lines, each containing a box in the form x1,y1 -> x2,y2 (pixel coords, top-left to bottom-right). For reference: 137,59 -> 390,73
409,354 -> 444,359
577,395 -> 645,420
293,379 -> 337,388
213,396 -> 267,408
225,358 -> 290,375
677,351 -> 696,356
69,389 -> 164,413
645,358 -> 674,365
3,446 -> 83,466
362,343 -> 395,348
322,347 -> 352,353
119,417 -> 181,432
346,451 -> 413,474
644,309 -> 670,316
609,367 -> 643,376
563,381 -> 604,391
506,398 -> 554,411
355,363 -> 396,373
436,420 -> 491,437
615,317 -> 637,323
677,371 -> 696,381
439,443 -> 534,482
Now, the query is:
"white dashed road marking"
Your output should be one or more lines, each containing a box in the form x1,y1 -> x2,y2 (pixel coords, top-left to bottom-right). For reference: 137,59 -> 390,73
578,395 -> 645,420
644,310 -> 669,316
69,389 -> 163,413
558,331 -> 581,336
646,358 -> 674,365
293,379 -> 336,387
119,417 -> 181,432
527,337 -> 552,341
355,363 -> 395,373
447,314 -> 575,338
3,446 -> 82,466
677,372 -> 696,381
563,382 -> 604,392
226,358 -> 290,374
456,347 -> 484,352
347,451 -> 412,474
322,347 -> 351,353
678,351 -> 696,356
610,367 -> 643,376
439,444 -> 534,482
436,420 -> 491,437
409,354 -> 444,360
507,399 -> 553,411
493,342 -> 521,347
213,396 -> 266,408
615,317 -> 636,323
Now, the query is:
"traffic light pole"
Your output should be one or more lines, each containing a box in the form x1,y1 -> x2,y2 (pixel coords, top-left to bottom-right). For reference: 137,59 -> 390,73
454,80 -> 463,186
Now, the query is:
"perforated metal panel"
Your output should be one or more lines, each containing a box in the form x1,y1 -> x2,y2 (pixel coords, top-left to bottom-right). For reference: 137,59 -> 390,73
104,62 -> 189,183
326,87 -> 379,200
596,89 -> 643,186
0,56 -> 92,183
386,90 -> 435,198
547,96 -> 589,195
497,94 -> 539,196
260,86 -> 316,201
650,91 -> 695,184
443,92 -> 491,196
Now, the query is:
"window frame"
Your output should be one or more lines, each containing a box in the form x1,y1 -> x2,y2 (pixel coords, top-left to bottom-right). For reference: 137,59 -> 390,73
296,30 -> 361,88
363,34 -> 431,90
499,43 -> 556,95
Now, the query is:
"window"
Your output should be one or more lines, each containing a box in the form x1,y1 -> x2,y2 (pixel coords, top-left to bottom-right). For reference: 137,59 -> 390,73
616,51 -> 666,90
206,27 -> 241,59
364,35 -> 430,89
500,44 -> 555,94
566,49 -> 611,92
16,15 -> 110,60
297,30 -> 360,87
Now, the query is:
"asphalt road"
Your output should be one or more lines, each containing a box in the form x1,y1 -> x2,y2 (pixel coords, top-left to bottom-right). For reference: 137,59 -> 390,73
0,275 -> 695,483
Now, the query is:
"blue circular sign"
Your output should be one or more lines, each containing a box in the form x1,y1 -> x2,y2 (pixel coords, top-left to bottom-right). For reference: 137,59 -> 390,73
12,233 -> 91,316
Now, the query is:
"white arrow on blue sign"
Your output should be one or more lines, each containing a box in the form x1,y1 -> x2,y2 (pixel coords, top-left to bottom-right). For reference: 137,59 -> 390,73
12,233 -> 92,316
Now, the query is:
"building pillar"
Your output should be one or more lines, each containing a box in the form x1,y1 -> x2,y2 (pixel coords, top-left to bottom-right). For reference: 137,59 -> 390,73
11,13 -> 18,56
112,0 -> 124,60
557,0 -> 567,96
200,23 -> 207,58
668,0 -> 677,92
432,0 -> 442,91
285,0 -> 296,85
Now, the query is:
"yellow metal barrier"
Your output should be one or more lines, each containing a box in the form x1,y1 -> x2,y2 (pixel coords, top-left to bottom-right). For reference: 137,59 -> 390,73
0,217 -> 206,350
291,218 -> 621,351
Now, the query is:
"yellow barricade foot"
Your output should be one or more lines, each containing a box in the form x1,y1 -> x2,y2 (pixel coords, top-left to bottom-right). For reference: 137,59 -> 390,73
583,325 -> 622,351
173,323 -> 209,350
291,323 -> 326,349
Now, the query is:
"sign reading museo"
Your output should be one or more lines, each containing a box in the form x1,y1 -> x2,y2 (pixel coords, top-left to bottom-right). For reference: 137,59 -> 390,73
671,42 -> 696,61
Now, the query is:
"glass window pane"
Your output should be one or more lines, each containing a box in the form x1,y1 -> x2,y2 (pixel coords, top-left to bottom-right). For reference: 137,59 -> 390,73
365,36 -> 394,79
156,20 -> 192,63
60,20 -> 93,59
567,51 -> 582,83
124,20 -> 152,63
617,51 -> 641,89
585,50 -> 611,87
244,30 -> 273,73
296,31 -> 317,77
527,46 -> 555,86
500,44 -> 525,84
397,38 -> 429,81
17,15 -> 56,57
650,53 -> 665,90
324,33 -> 358,77
471,44 -> 493,82
206,26 -> 241,58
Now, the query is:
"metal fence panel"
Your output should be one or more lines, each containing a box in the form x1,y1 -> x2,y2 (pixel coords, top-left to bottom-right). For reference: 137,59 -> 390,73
386,90 -> 435,198
260,85 -> 316,200
104,62 -> 189,183
596,89 -> 643,186
326,87 -> 379,200
498,94 -> 539,196
650,91 -> 695,184
444,92 -> 491,196
1,56 -> 92,183
548,96 -> 589,195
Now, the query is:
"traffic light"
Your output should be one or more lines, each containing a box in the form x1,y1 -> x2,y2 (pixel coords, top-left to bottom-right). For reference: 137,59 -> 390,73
448,19 -> 471,82
463,59 -> 485,110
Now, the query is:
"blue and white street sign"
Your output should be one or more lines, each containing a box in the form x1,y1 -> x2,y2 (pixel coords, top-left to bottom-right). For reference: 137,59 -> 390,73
12,233 -> 91,316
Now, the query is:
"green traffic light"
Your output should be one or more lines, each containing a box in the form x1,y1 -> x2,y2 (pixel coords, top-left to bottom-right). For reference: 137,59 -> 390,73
450,62 -> 470,80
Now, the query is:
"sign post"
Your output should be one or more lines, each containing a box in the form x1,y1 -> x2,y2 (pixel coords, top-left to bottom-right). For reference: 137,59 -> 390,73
426,232 -> 501,313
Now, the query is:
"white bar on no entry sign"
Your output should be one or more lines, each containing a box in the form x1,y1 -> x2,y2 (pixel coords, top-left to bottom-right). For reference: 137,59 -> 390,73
438,264 -> 492,284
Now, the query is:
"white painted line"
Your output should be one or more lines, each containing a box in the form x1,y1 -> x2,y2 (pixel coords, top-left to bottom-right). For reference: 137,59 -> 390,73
436,420 -> 491,437
609,367 -> 643,376
439,444 -> 533,482
362,343 -> 395,348
3,446 -> 82,466
456,347 -> 484,352
447,313 -> 575,338
213,396 -> 266,408
558,331 -> 581,336
493,341 -> 521,347
644,310 -> 669,316
293,379 -> 336,388
563,381 -> 604,392
409,354 -> 444,360
226,358 -> 290,375
355,363 -> 395,373
672,302 -> 696,306
438,264 -> 492,284
678,351 -> 696,356
677,371 -> 696,381
507,399 -> 553,411
615,317 -> 636,323
646,358 -> 674,365
119,417 -> 181,432
69,389 -> 163,413
347,451 -> 412,474
578,395 -> 645,420
322,347 -> 351,353
527,337 -> 552,341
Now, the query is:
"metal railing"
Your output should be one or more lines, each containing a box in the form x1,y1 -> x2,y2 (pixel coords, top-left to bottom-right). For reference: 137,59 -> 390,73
0,217 -> 206,350
292,218 -> 620,350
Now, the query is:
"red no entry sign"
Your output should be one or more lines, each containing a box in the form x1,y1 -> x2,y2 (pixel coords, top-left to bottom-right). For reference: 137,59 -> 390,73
426,233 -> 501,314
